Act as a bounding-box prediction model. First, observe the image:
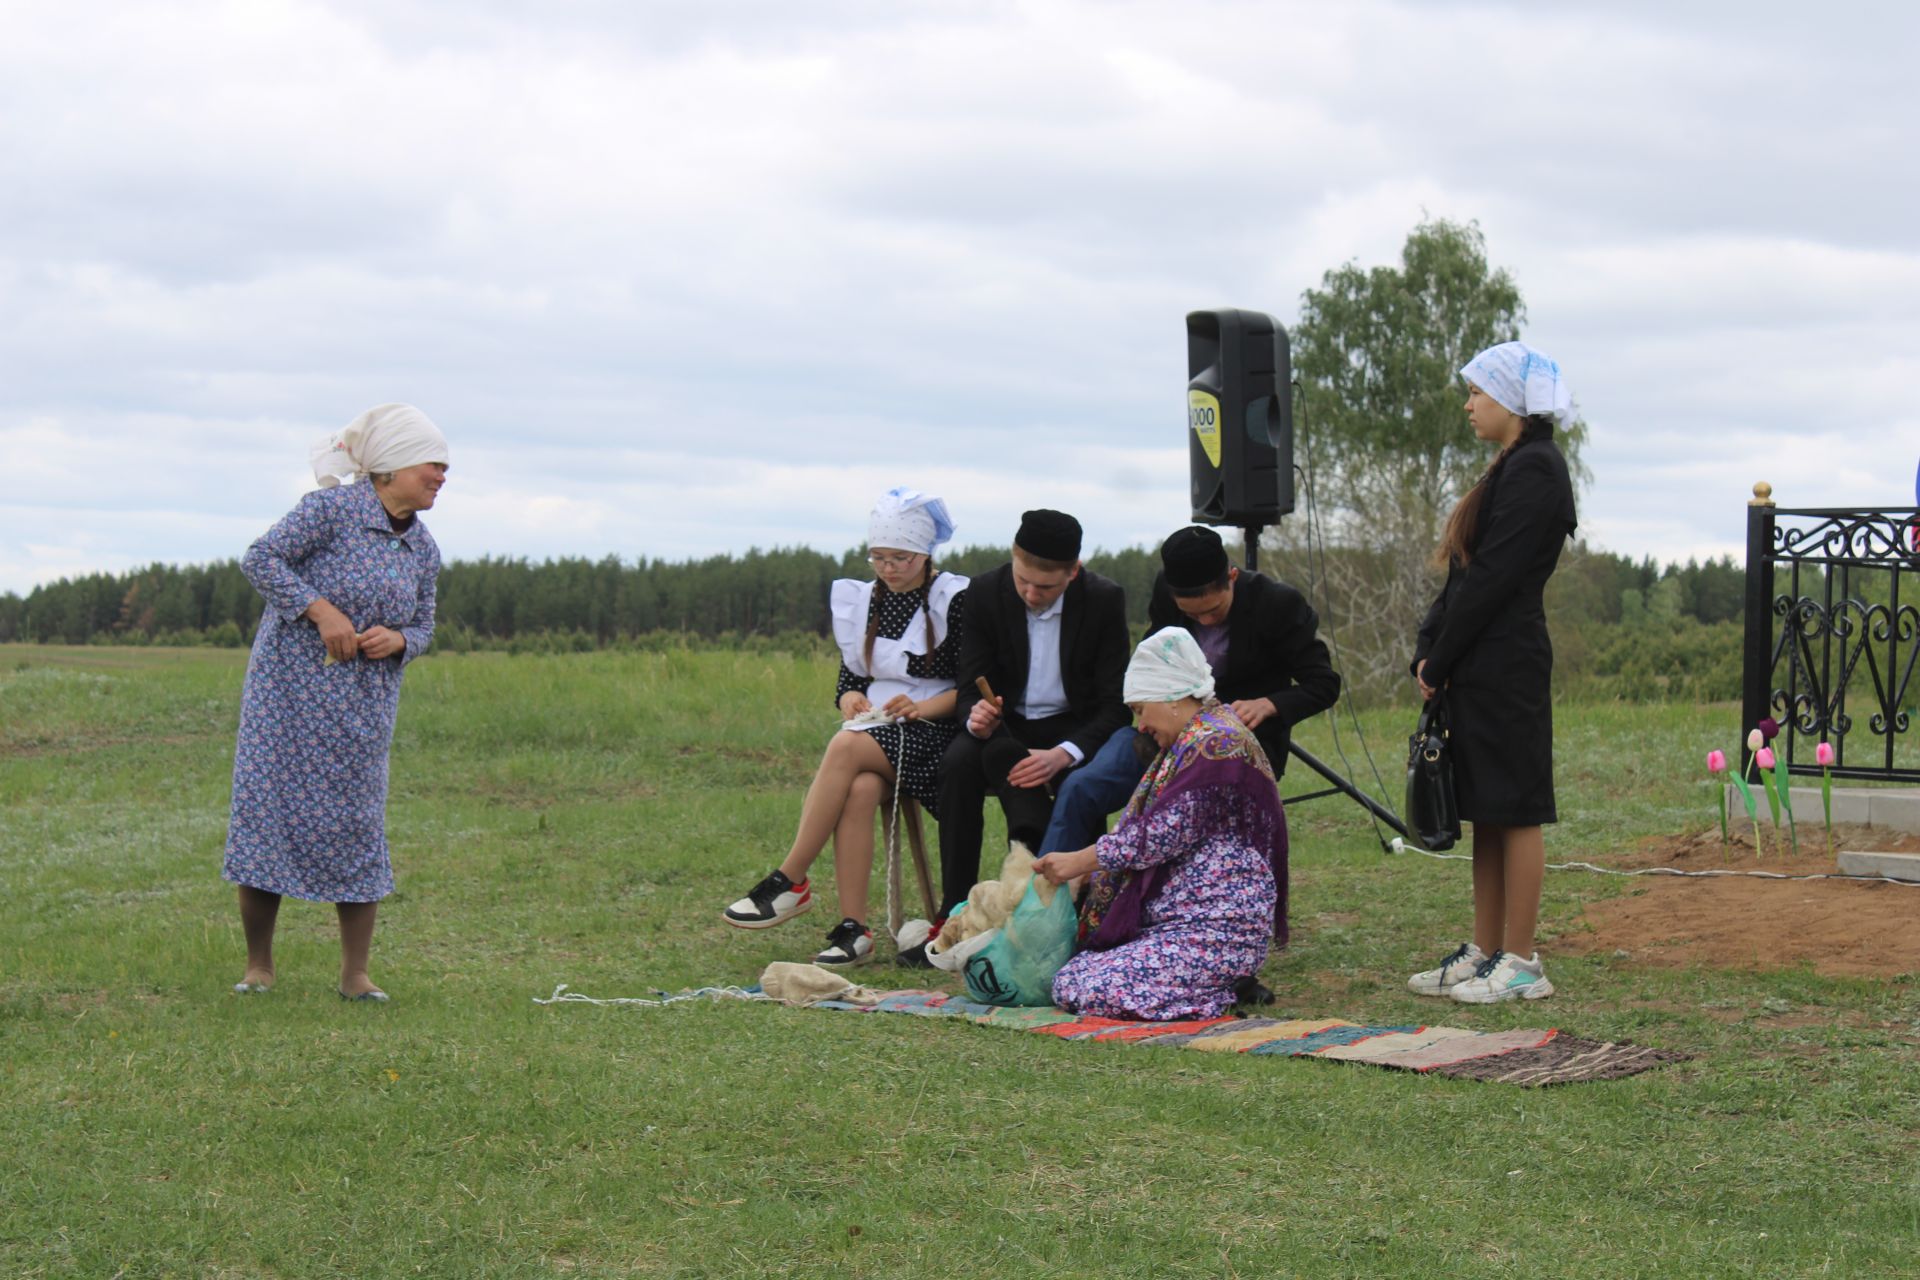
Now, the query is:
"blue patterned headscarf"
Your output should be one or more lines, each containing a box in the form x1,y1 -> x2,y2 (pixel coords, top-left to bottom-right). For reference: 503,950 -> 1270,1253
866,487 -> 955,556
1461,342 -> 1572,424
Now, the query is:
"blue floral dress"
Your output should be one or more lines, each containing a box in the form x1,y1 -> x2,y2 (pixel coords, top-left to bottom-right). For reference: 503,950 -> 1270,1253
1051,703 -> 1285,1021
222,480 -> 441,902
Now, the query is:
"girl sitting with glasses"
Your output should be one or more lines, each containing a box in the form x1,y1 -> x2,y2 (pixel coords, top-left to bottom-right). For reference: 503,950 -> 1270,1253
721,488 -> 968,965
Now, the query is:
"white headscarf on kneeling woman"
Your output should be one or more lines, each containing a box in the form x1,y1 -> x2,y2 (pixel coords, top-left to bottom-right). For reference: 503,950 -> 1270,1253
1123,629 -> 1217,704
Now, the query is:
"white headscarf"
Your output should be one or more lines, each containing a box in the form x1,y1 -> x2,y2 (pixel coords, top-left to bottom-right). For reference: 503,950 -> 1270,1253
866,487 -> 955,556
310,403 -> 450,488
1123,629 -> 1217,704
1460,342 -> 1573,424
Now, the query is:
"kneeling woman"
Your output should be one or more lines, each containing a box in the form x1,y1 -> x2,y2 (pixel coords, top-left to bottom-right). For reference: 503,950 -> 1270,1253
722,488 -> 967,965
1034,630 -> 1286,1020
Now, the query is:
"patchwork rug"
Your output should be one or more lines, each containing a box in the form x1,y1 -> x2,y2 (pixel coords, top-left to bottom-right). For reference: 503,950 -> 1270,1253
807,989 -> 1688,1086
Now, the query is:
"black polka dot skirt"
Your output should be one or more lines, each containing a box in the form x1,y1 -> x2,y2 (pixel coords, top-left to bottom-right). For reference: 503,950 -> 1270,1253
859,718 -> 960,818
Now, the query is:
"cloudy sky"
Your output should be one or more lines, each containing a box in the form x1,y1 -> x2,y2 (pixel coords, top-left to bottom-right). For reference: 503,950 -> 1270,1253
2,0 -> 1915,595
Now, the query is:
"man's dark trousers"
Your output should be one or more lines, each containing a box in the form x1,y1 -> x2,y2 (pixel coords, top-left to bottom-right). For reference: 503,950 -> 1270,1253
936,710 -> 1079,916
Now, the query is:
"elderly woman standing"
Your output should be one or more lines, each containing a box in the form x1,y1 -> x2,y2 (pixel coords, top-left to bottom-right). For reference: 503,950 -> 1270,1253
224,404 -> 448,1001
1034,630 -> 1286,1021
722,487 -> 967,966
1408,342 -> 1577,1004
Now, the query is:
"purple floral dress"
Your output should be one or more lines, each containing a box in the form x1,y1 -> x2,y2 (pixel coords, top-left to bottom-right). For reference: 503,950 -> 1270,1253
222,480 -> 440,902
1052,703 -> 1285,1021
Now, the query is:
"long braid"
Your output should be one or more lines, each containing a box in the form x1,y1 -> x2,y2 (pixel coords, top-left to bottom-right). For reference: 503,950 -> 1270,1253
923,571 -> 938,655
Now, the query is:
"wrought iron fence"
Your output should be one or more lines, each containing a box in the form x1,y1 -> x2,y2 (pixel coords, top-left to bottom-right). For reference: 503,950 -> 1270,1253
1742,484 -> 1920,781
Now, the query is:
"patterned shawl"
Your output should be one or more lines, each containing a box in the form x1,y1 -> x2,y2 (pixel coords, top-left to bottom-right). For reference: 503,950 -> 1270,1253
1079,700 -> 1287,952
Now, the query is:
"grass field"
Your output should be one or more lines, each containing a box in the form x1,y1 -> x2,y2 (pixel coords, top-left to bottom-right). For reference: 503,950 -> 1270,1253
4,644 -> 1917,1278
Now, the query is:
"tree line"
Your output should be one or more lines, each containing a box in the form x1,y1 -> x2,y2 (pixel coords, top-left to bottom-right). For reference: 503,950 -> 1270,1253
0,541 -> 1745,700
0,545 -> 1159,648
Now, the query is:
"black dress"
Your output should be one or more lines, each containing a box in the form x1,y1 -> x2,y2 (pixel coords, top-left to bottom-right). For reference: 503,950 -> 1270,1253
1412,438 -> 1577,826
834,578 -> 968,817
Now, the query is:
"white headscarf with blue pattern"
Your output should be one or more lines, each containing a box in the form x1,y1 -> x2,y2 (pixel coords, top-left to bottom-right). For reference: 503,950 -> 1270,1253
1461,342 -> 1573,424
866,487 -> 955,556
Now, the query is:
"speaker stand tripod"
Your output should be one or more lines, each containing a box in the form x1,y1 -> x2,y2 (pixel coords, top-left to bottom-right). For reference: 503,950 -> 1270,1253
1241,522 -> 1410,841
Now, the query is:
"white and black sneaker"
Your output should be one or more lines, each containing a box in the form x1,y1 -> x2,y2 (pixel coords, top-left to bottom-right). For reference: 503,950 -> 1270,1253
815,918 -> 874,967
722,869 -> 812,930
1407,941 -> 1488,997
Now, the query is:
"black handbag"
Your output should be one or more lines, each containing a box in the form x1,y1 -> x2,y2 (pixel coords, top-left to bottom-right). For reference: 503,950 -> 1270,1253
1405,696 -> 1461,851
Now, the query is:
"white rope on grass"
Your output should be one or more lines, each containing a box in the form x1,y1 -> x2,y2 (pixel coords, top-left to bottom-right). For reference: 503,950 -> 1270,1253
1387,838 -> 1920,886
532,983 -> 770,1008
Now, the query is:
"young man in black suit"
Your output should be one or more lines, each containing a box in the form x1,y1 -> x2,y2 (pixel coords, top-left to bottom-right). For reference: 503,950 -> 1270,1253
929,509 -> 1130,926
1037,524 -> 1340,857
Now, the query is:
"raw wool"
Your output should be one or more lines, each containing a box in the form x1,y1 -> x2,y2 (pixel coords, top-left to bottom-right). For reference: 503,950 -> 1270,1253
758,962 -> 885,1007
930,841 -> 1062,953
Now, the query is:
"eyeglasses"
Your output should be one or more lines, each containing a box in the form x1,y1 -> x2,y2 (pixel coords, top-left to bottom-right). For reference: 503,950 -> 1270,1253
867,552 -> 921,568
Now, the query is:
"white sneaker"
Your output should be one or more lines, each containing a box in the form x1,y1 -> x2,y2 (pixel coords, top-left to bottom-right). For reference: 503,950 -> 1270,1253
1407,942 -> 1488,997
1449,950 -> 1555,1004
722,869 -> 812,929
815,918 -> 874,967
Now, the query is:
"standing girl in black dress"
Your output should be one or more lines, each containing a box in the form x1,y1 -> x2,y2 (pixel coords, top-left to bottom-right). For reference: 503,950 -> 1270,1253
1407,343 -> 1577,1003
722,488 -> 967,966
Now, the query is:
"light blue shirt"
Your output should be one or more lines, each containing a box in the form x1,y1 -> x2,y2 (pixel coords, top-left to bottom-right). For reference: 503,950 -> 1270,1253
1016,591 -> 1084,763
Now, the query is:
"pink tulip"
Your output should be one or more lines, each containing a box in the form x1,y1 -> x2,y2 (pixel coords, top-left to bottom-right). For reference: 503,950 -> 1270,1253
1816,740 -> 1835,858
1755,747 -> 1776,770
1706,750 -> 1727,773
1747,728 -> 1764,752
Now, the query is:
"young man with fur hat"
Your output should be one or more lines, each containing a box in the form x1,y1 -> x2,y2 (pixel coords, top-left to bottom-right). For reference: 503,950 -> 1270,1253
1037,525 -> 1339,861
917,509 -> 1130,960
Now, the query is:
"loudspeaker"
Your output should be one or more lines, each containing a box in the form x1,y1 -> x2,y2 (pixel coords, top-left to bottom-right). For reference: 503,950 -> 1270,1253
1187,308 -> 1294,527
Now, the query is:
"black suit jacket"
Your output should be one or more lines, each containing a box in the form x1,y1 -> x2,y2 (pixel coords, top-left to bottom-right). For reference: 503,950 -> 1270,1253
1147,570 -> 1339,775
955,563 -> 1131,761
1412,438 -> 1577,690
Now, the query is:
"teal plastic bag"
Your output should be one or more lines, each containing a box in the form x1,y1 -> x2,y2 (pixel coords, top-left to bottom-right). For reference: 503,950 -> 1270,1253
962,877 -> 1078,1007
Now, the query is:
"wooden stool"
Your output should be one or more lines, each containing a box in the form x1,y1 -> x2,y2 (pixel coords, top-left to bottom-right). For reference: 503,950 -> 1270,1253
883,793 -> 940,940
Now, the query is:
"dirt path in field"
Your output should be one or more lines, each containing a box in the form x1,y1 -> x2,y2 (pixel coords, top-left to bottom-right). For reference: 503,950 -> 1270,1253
1560,826 -> 1920,978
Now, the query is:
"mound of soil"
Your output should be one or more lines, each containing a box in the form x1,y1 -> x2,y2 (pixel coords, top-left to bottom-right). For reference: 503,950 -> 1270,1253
1559,825 -> 1920,978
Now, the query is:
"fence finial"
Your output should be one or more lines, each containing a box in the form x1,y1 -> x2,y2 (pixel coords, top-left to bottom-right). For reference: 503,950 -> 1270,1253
1750,482 -> 1774,507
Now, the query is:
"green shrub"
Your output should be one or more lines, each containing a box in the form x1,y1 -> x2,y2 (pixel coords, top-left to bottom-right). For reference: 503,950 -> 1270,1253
1560,618 -> 1740,702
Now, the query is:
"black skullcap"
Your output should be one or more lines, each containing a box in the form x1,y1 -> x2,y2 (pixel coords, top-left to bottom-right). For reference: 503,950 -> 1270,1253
1161,526 -> 1229,591
1015,509 -> 1082,562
